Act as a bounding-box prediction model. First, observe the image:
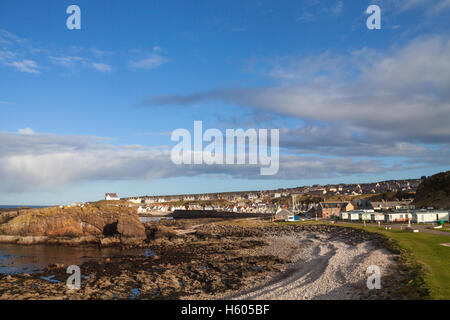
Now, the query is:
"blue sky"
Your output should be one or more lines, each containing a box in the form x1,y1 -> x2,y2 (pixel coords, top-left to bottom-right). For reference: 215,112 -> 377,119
0,0 -> 449,205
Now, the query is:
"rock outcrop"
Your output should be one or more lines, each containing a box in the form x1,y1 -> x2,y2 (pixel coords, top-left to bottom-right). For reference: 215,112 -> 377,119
0,205 -> 146,245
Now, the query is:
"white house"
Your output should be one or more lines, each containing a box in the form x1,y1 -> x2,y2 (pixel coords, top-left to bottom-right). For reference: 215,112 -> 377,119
137,206 -> 150,214
274,209 -> 294,222
105,193 -> 120,201
247,194 -> 258,200
272,193 -> 281,198
128,198 -> 143,204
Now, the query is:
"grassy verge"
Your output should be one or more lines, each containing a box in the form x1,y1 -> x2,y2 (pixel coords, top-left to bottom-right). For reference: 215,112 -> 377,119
430,226 -> 450,233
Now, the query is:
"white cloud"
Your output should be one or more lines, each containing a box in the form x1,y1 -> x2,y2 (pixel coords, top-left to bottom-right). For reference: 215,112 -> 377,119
0,29 -> 169,74
6,59 -> 40,74
0,49 -> 15,61
50,56 -> 113,73
92,62 -> 112,72
49,56 -> 85,69
17,128 -> 35,135
129,47 -> 167,70
430,0 -> 450,12
332,1 -> 344,16
1,29 -> 117,75
389,0 -> 450,13
296,0 -> 344,22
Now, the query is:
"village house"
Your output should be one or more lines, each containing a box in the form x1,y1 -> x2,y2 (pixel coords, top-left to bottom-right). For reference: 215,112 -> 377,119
105,193 -> 120,201
128,198 -> 143,204
371,200 -> 415,211
318,202 -> 354,218
274,209 -> 297,222
271,192 -> 281,198
170,205 -> 187,211
137,206 -> 150,214
308,188 -> 327,196
246,193 -> 258,200
351,199 -> 374,210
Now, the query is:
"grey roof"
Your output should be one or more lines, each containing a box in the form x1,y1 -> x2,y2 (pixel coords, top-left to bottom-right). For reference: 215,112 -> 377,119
320,202 -> 349,208
105,193 -> 119,197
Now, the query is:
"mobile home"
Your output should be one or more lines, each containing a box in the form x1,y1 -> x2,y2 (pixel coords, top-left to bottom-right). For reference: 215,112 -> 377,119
412,211 -> 449,223
384,212 -> 412,223
340,212 -> 349,220
371,213 -> 384,222
348,212 -> 360,221
359,212 -> 372,221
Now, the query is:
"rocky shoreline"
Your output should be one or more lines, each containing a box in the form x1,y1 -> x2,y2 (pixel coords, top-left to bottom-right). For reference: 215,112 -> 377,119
0,234 -> 147,247
0,221 -> 421,300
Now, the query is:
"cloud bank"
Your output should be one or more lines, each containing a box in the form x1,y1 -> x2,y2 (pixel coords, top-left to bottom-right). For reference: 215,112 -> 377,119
146,36 -> 450,145
0,131 -> 414,192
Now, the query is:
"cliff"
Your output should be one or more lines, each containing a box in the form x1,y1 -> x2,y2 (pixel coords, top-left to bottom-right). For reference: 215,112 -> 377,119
414,171 -> 450,209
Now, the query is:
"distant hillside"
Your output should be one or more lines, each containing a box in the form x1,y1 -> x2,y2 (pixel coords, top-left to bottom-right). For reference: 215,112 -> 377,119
414,171 -> 450,209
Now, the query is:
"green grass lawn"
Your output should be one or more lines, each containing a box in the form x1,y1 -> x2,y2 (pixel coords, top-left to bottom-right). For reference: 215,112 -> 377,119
338,223 -> 450,299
